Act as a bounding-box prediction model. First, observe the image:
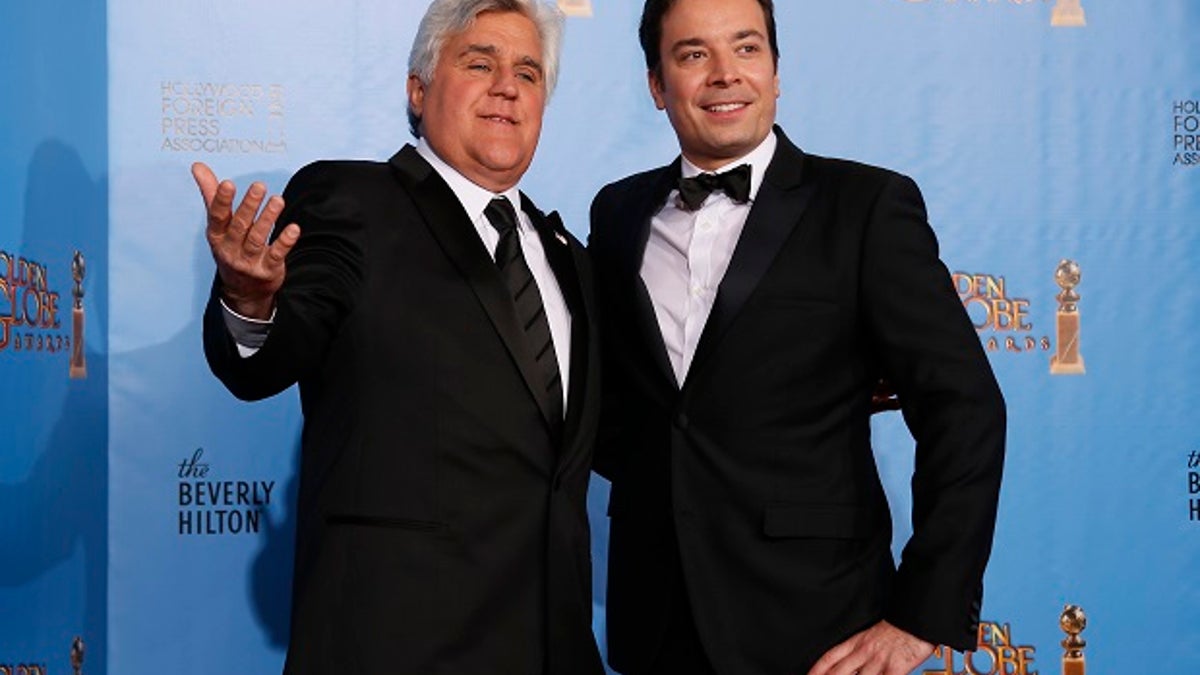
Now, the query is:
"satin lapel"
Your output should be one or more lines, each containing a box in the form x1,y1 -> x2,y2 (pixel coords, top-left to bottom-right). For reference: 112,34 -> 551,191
623,160 -> 684,389
527,201 -> 599,476
389,147 -> 559,432
561,245 -> 595,479
525,199 -> 583,321
686,132 -> 816,386
525,199 -> 579,444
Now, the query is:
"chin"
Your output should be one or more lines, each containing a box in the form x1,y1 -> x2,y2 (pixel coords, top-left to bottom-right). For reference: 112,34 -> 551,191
494,145 -> 535,165
481,155 -> 526,173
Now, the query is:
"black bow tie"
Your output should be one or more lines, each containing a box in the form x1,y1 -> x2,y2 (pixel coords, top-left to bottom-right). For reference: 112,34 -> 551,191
676,163 -> 752,211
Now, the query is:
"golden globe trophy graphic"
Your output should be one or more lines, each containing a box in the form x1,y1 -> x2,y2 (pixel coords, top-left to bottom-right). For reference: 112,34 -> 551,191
1060,605 -> 1087,675
69,250 -> 87,379
1050,259 -> 1085,375
557,0 -> 593,17
1051,0 -> 1086,27
70,635 -> 85,675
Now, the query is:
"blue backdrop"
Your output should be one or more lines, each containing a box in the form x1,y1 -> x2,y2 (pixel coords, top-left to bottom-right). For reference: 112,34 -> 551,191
3,1 -> 1198,673
1,1 -> 108,674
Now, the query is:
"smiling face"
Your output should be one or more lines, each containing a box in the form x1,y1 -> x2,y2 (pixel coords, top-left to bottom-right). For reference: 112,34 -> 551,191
649,0 -> 780,171
407,10 -> 547,192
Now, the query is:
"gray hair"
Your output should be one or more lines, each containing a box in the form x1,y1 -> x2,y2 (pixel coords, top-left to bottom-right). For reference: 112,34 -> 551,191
407,0 -> 565,138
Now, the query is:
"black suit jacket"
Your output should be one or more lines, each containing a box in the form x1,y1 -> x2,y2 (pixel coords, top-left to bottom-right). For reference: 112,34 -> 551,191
203,146 -> 603,675
589,128 -> 1005,675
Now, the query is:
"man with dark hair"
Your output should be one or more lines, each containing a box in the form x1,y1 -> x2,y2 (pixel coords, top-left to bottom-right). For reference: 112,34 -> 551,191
194,1 -> 603,673
590,0 -> 1006,673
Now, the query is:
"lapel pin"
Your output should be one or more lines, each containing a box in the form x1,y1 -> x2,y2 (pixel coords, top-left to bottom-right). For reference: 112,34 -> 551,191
554,232 -> 568,246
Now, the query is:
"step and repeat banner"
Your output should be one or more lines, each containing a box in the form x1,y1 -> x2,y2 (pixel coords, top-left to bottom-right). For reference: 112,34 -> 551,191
3,1 -> 1198,673
0,2 -> 110,675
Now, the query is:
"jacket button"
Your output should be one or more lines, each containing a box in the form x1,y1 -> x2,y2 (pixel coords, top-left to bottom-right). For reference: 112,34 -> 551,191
674,413 -> 689,430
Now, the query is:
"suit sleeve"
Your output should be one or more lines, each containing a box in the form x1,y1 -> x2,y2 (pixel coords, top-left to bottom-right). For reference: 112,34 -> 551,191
860,173 -> 1006,651
203,162 -> 365,401
586,186 -> 617,480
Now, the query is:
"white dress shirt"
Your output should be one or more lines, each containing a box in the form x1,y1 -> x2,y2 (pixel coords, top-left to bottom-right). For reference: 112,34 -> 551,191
640,131 -> 777,385
222,138 -> 572,413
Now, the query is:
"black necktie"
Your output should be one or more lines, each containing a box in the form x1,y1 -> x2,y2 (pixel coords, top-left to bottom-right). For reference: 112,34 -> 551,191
485,197 -> 564,423
676,163 -> 752,211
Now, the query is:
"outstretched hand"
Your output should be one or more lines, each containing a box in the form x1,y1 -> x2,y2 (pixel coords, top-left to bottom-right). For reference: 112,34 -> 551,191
806,621 -> 934,675
193,162 -> 299,319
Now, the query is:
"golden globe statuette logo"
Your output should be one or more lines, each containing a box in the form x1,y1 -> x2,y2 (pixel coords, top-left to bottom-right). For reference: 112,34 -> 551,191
557,0 -> 593,17
1049,259 -> 1085,375
1051,0 -> 1086,27
69,250 -> 87,379
1060,605 -> 1087,675
70,636 -> 85,675
922,620 -> 1037,675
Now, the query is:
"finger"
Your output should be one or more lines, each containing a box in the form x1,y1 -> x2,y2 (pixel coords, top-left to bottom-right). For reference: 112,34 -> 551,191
191,162 -> 219,208
836,655 -> 870,675
807,645 -> 848,675
229,181 -> 268,246
243,194 -> 284,256
194,161 -> 237,244
816,657 -> 865,675
264,223 -> 301,271
205,179 -> 239,241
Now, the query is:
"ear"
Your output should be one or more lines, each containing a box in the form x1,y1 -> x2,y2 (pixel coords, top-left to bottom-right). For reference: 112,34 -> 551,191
774,71 -> 781,100
407,74 -> 426,117
648,69 -> 666,111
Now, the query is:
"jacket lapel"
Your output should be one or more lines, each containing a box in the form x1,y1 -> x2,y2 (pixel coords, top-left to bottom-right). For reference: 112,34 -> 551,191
524,198 -> 582,445
524,200 -> 603,477
687,129 -> 816,385
622,160 -> 684,389
389,146 -> 560,435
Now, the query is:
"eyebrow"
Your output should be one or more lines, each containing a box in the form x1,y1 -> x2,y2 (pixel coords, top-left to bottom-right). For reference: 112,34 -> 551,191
732,29 -> 766,42
462,44 -> 544,77
669,29 -> 766,52
670,37 -> 706,52
462,43 -> 500,58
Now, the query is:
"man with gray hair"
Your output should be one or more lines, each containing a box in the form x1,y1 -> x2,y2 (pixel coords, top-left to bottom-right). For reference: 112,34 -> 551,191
193,1 -> 603,673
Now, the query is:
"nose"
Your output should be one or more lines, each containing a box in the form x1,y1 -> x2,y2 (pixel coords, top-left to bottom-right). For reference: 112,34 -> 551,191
707,50 -> 740,87
489,68 -> 519,99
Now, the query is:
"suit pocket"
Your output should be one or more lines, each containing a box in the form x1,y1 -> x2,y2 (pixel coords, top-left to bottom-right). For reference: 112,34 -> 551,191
762,503 -> 875,540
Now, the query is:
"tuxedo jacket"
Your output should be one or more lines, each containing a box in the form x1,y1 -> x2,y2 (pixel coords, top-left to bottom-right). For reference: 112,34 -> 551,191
203,146 -> 603,675
589,128 -> 1006,675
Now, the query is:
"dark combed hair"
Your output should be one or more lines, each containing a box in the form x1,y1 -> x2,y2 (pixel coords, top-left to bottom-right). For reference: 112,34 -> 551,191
637,0 -> 780,76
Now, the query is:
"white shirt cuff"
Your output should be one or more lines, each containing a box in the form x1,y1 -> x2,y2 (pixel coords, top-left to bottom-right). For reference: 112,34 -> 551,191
218,297 -> 275,358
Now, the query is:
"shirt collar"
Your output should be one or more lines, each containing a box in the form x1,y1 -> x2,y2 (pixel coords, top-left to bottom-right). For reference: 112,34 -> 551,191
679,130 -> 777,202
416,138 -> 524,226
